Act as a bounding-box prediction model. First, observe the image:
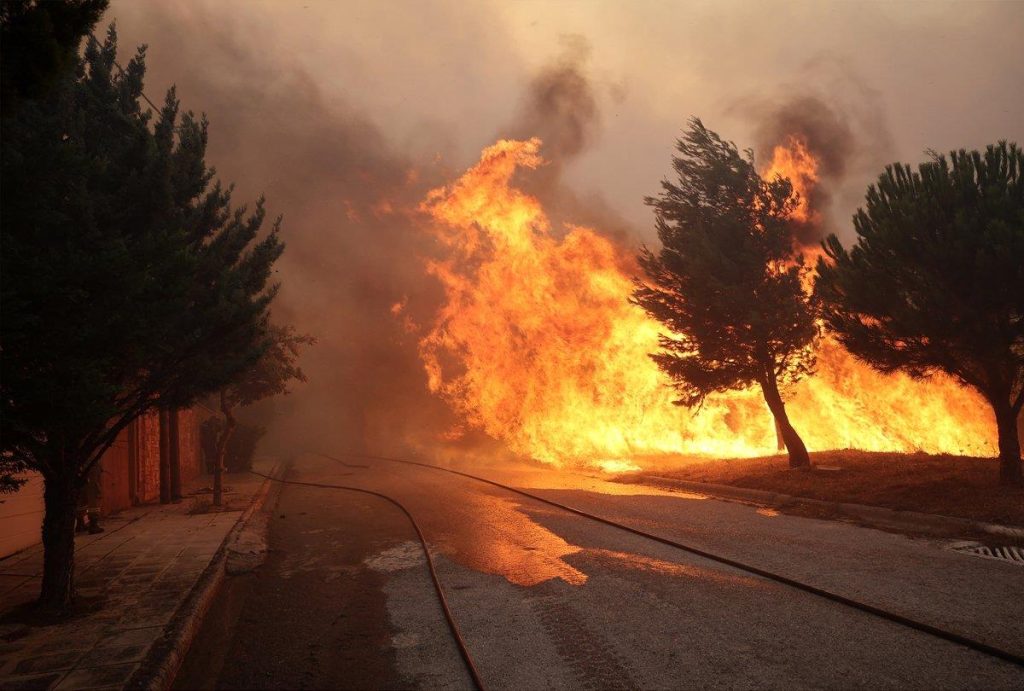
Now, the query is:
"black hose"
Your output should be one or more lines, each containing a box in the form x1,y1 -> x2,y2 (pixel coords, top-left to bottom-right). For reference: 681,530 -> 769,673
248,470 -> 486,691
314,452 -> 371,469
312,451 -> 1024,670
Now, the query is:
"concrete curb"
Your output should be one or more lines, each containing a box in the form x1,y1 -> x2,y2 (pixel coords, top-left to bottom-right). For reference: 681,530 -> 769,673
126,459 -> 290,691
633,474 -> 1024,540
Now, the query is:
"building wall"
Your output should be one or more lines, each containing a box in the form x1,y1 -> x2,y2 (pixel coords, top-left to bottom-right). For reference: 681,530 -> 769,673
178,408 -> 206,482
123,407 -> 210,511
98,429 -> 133,514
0,473 -> 44,559
0,406 -> 211,559
133,410 -> 163,506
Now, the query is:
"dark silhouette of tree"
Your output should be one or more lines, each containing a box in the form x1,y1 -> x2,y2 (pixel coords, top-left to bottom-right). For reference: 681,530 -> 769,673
816,143 -> 1023,485
0,27 -> 284,609
211,324 -> 315,506
0,0 -> 108,116
633,119 -> 817,468
0,0 -> 108,496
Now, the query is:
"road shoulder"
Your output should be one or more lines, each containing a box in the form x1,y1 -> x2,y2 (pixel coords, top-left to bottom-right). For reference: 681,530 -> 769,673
618,472 -> 1024,542
0,458 -> 285,691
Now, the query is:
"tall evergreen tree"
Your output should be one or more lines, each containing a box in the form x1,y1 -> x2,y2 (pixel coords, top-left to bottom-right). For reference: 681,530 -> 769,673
0,27 -> 284,608
633,119 -> 817,468
816,143 -> 1023,485
0,0 -> 108,115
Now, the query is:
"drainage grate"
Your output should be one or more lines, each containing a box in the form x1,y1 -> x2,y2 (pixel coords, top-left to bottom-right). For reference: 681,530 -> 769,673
952,542 -> 1024,566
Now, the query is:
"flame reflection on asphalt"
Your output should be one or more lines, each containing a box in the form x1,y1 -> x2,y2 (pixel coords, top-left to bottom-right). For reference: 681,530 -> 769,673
431,491 -> 588,587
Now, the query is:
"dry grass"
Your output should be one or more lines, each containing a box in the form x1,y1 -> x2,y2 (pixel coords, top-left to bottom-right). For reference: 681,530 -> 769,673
632,450 -> 1023,527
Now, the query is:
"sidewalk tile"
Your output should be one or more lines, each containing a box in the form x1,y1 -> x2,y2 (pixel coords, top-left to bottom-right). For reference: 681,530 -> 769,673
0,671 -> 64,689
54,662 -> 136,689
13,652 -> 83,674
34,635 -> 101,654
93,626 -> 161,648
0,466 -> 276,691
86,644 -> 148,665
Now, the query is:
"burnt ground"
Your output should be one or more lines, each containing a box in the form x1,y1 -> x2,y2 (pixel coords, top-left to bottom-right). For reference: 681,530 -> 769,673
625,450 -> 1024,526
173,470 -> 411,690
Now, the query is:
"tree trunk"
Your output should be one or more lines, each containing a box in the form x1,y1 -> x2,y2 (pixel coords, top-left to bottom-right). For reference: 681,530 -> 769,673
993,400 -> 1022,486
774,418 -> 786,451
759,373 -> 810,468
213,392 -> 236,507
39,474 -> 81,610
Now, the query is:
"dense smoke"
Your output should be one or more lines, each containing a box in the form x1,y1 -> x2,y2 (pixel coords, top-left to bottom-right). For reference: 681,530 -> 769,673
502,35 -> 635,244
740,62 -> 896,245
111,3 -> 459,457
508,35 -> 598,164
102,1 -> 1020,469
756,95 -> 853,245
109,8 -> 633,460
756,96 -> 855,183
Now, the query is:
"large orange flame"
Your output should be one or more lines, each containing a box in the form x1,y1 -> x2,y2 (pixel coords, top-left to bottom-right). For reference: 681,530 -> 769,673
763,134 -> 820,224
417,138 -> 995,470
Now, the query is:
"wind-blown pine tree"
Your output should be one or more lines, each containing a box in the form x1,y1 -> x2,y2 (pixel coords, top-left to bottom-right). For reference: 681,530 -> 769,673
816,142 -> 1023,485
633,119 -> 817,468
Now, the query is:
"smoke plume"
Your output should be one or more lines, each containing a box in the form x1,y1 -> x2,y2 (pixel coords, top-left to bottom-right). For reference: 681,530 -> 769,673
502,35 -> 635,243
111,3 -> 462,458
110,8 -> 634,460
739,60 -> 896,245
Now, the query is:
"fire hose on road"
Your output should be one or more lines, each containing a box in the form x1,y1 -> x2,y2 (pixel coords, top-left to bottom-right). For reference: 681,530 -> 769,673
254,449 -> 1024,690
248,468 -> 487,690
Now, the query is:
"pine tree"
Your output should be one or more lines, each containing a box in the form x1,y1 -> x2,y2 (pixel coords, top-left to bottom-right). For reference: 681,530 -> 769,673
0,0 -> 109,116
0,27 -> 284,608
633,119 -> 817,467
816,143 -> 1023,485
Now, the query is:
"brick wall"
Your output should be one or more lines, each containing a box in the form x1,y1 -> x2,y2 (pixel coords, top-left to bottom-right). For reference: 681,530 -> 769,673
177,408 -> 207,485
98,430 -> 133,514
95,406 -> 207,514
0,406 -> 208,553
134,410 -> 163,506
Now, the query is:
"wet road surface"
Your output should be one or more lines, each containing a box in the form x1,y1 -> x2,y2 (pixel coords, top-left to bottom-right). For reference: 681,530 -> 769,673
178,453 -> 1024,689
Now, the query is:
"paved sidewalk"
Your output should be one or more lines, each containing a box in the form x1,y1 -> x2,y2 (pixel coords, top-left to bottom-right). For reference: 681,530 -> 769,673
0,461 -> 279,690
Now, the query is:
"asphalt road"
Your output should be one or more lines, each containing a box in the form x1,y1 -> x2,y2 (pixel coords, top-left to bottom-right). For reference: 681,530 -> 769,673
177,452 -> 1024,690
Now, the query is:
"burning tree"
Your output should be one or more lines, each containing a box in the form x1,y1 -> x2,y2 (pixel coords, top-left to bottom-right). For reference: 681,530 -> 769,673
816,143 -> 1024,485
0,26 -> 283,609
633,119 -> 817,468
210,324 -> 314,506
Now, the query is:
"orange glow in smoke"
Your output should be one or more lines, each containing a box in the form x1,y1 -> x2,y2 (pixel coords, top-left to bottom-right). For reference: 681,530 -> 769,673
416,138 -> 996,470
